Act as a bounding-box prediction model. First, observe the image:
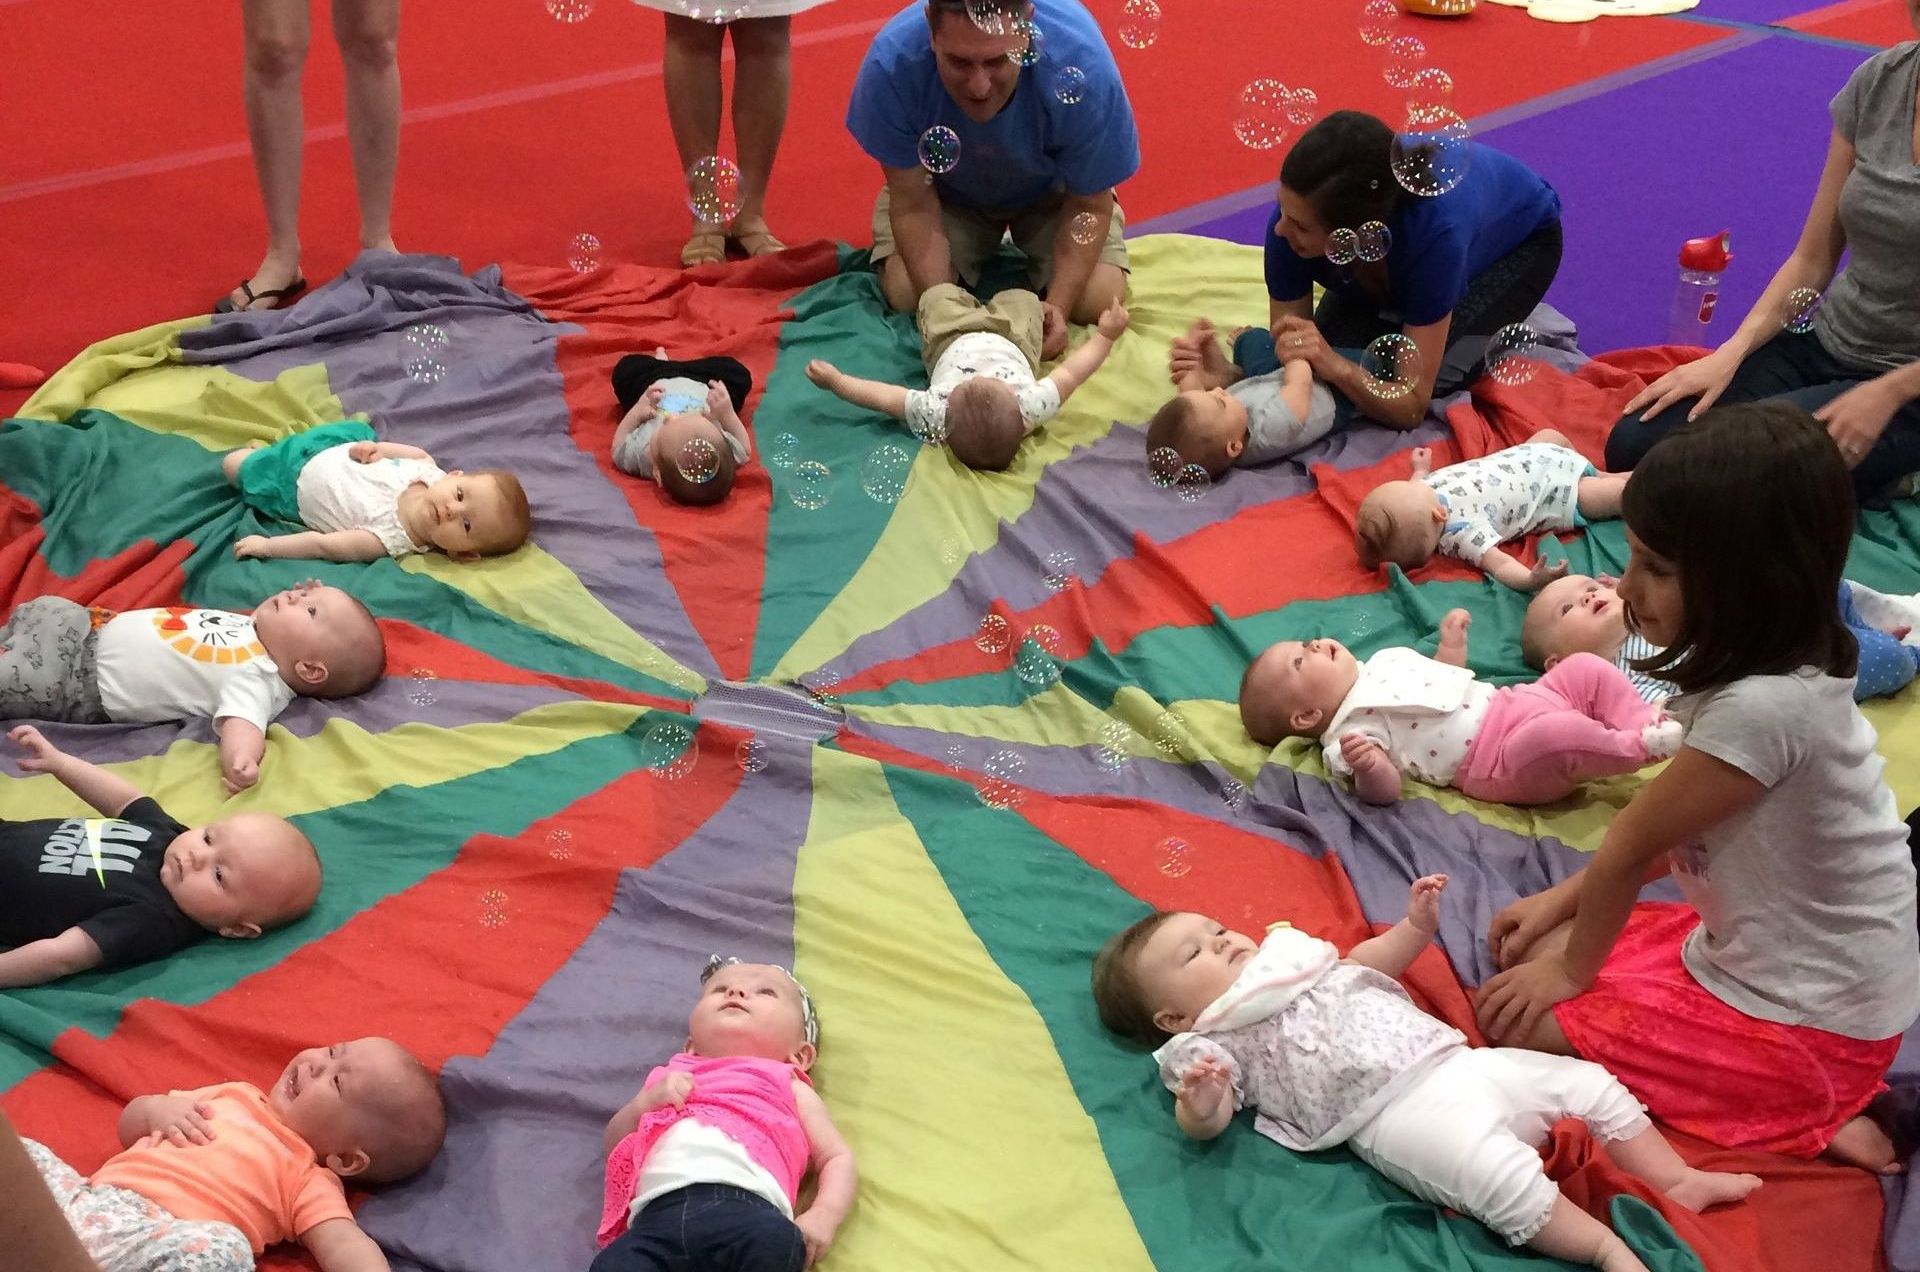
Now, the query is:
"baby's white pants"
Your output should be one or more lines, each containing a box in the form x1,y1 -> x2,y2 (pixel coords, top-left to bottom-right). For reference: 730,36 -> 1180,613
1346,1046 -> 1649,1246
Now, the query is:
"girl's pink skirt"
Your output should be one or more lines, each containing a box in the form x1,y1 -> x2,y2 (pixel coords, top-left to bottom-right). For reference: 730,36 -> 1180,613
1552,902 -> 1900,1157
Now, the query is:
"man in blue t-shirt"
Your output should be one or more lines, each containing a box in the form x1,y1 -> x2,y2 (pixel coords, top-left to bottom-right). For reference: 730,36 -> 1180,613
846,0 -> 1140,357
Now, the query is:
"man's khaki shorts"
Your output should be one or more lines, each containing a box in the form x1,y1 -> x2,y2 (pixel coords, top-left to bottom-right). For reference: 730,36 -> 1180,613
871,186 -> 1129,292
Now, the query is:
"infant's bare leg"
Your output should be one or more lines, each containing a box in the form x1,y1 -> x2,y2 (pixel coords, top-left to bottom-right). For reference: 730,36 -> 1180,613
1527,1195 -> 1647,1272
1603,1124 -> 1763,1207
1577,473 -> 1630,519
1531,428 -> 1572,449
221,442 -> 266,485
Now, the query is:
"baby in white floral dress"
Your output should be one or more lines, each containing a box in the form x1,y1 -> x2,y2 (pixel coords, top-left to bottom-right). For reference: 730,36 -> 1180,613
1091,876 -> 1760,1271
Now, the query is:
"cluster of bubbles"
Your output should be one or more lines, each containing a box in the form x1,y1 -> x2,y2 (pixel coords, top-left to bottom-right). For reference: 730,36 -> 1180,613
1233,79 -> 1318,151
1392,106 -> 1473,198
567,231 -> 602,274
1485,323 -> 1542,388
788,459 -> 833,511
1043,549 -> 1077,592
546,0 -> 593,22
546,828 -> 573,861
1157,836 -> 1193,878
1783,286 -> 1823,335
676,436 -> 720,484
686,155 -> 744,225
640,719 -> 698,780
1146,446 -> 1212,502
1014,623 -> 1064,686
1053,65 -> 1087,105
406,667 -> 438,707
1325,221 -> 1392,267
402,323 -> 448,386
1117,0 -> 1162,49
979,747 -> 1028,810
918,126 -> 961,177
861,444 -> 913,504
1361,333 -> 1423,401
736,737 -> 769,773
479,888 -> 509,928
975,612 -> 1012,655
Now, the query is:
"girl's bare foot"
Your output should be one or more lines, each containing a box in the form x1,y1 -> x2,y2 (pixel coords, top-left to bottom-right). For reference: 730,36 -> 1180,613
1664,1167 -> 1763,1211
1826,1114 -> 1903,1174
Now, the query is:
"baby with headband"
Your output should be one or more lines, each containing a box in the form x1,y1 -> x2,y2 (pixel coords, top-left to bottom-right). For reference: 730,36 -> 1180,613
593,957 -> 858,1272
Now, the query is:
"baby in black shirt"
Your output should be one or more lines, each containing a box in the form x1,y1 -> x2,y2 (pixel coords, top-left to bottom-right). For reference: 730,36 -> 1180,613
1,726 -> 320,988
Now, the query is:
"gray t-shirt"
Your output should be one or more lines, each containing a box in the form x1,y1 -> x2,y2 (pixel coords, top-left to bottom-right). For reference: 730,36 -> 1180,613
1230,371 -> 1339,466
1814,41 -> 1920,375
1668,671 -> 1920,1040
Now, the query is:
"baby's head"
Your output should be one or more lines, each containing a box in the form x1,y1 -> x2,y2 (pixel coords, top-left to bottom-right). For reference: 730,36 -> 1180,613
1238,636 -> 1362,745
1144,387 -> 1251,478
416,471 -> 531,560
270,1037 -> 446,1183
946,377 -> 1025,472
685,956 -> 819,1070
650,412 -> 739,506
163,813 -> 320,939
1093,911 -> 1259,1047
1355,480 -> 1445,572
1522,574 -> 1629,670
252,582 -> 387,699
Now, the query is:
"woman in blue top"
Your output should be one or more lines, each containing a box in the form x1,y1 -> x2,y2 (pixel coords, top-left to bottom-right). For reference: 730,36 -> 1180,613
1198,111 -> 1563,430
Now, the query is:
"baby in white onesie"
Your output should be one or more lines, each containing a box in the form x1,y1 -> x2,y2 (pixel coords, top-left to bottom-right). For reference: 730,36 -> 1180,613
805,284 -> 1128,472
1355,431 -> 1628,592
1092,876 -> 1761,1271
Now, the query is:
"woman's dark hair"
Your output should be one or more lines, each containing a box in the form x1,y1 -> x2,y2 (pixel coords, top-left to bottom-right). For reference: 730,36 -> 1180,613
1621,400 -> 1856,694
1279,110 -> 1406,231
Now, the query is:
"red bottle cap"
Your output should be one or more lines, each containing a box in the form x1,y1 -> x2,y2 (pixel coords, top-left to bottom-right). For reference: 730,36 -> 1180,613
1678,231 -> 1732,272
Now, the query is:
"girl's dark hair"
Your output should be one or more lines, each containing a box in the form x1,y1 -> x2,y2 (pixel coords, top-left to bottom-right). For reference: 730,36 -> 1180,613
1622,400 -> 1856,694
1279,110 -> 1406,231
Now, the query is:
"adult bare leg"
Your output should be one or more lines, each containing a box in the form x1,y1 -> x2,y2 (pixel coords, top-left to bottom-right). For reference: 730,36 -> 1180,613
663,14 -> 728,264
231,0 -> 314,310
726,16 -> 791,255
333,0 -> 402,253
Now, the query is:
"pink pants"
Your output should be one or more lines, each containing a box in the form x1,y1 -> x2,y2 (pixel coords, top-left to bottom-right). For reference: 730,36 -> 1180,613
1454,653 -> 1660,805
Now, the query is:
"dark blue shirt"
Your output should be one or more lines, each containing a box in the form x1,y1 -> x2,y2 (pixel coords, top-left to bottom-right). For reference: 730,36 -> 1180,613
1265,143 -> 1561,328
846,0 -> 1141,212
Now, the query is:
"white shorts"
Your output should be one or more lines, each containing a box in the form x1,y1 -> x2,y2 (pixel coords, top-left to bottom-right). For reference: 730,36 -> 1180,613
1345,1047 -> 1649,1245
26,1138 -> 255,1272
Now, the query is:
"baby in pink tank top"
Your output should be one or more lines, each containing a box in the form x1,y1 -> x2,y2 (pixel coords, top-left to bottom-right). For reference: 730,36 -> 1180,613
594,957 -> 858,1272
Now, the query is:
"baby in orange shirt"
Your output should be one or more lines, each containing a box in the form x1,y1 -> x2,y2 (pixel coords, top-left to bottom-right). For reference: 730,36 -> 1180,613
24,1036 -> 444,1271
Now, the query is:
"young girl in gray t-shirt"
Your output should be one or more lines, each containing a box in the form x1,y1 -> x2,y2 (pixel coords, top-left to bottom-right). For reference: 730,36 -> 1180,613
1478,403 -> 1920,1173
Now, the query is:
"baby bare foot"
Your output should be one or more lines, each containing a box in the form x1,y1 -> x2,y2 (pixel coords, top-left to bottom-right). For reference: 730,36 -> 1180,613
1664,1167 -> 1763,1211
1640,717 -> 1685,761
1826,1113 -> 1904,1174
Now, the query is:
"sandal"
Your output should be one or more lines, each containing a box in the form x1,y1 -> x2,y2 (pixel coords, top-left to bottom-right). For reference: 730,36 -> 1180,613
728,218 -> 787,258
680,230 -> 728,267
213,276 -> 307,315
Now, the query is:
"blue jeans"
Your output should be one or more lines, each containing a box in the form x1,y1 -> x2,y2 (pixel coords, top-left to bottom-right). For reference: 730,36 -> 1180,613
1605,328 -> 1920,504
1841,581 -> 1920,701
589,1185 -> 806,1272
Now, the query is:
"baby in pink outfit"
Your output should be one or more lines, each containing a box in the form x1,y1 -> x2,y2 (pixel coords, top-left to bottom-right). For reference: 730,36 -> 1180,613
1239,608 -> 1681,806
595,957 -> 858,1272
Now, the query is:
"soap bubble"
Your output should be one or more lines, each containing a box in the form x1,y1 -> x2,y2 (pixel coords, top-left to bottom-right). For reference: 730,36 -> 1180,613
1359,0 -> 1399,45
403,322 -> 447,355
1095,719 -> 1134,771
788,460 -> 832,511
804,669 -> 841,708
1485,323 -> 1541,387
546,828 -> 573,861
1284,86 -> 1319,128
690,1 -> 751,19
406,667 -> 437,707
641,719 -> 698,780
1043,550 -> 1077,591
940,536 -> 967,570
1148,445 -> 1184,487
1014,623 -> 1064,685
1007,17 -> 1042,66
1157,836 -> 1193,878
1783,287 -> 1823,335
675,436 -> 720,484
1150,708 -> 1193,760
1220,777 -> 1249,813
1117,0 -> 1161,49
764,432 -> 800,470
964,0 -> 1011,33
1068,211 -> 1101,246
1383,35 -> 1428,91
735,738 -> 768,772
1234,78 -> 1291,151
1326,227 -> 1359,266
567,231 -> 601,273
1363,333 -> 1423,401
1405,66 -> 1454,114
910,409 -> 950,446
861,444 -> 912,503
686,155 -> 744,223
547,0 -> 593,22
1391,106 -> 1472,198
1175,464 -> 1211,502
401,324 -> 448,385
975,613 -> 1012,655
1053,65 -> 1087,105
1356,220 -> 1392,263
980,748 -> 1028,809
918,126 -> 961,175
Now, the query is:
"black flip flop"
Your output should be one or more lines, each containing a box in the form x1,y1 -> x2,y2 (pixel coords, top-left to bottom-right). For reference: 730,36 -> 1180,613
213,276 -> 308,315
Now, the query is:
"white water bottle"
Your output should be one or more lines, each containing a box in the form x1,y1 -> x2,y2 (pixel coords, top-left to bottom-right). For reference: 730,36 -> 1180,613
1667,231 -> 1731,347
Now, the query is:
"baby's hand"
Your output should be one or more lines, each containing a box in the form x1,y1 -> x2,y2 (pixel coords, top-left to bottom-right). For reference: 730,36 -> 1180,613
1339,732 -> 1390,774
650,1071 -> 695,1112
794,1209 -> 839,1269
1407,873 -> 1448,934
1439,608 -> 1471,644
705,380 -> 733,418
644,383 -> 667,407
221,754 -> 260,797
1409,446 -> 1434,476
8,724 -> 64,772
1526,553 -> 1570,590
1096,297 -> 1130,341
233,535 -> 274,560
805,359 -> 842,390
347,441 -> 380,464
1178,1056 -> 1233,1118
141,1094 -> 218,1147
